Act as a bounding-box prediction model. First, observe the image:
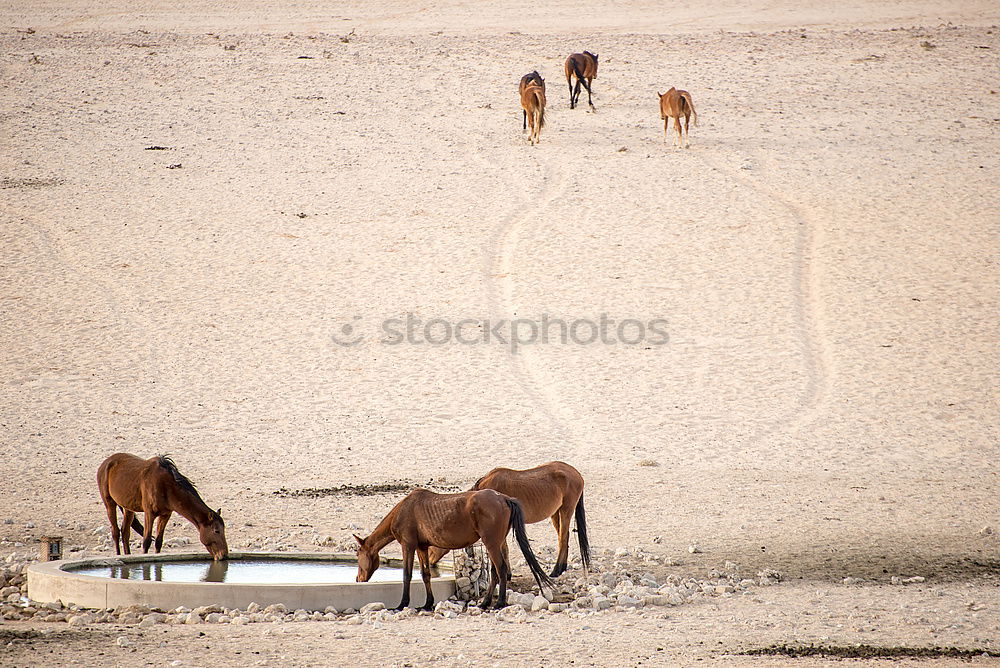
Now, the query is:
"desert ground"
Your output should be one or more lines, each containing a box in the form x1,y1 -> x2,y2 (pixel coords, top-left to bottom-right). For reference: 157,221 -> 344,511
1,1 -> 999,666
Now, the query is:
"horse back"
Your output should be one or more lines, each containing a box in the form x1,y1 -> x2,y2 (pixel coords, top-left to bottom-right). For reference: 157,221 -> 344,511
475,462 -> 583,522
396,488 -> 507,549
98,452 -> 159,511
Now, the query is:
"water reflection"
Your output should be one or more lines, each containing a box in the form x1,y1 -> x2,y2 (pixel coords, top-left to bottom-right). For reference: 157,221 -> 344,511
72,558 -> 433,584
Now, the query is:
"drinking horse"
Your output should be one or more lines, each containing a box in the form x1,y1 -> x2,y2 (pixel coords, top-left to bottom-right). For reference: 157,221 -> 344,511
355,488 -> 552,609
97,453 -> 228,560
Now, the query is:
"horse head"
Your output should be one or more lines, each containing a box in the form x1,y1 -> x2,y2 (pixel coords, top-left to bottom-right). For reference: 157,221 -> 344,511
199,508 -> 228,560
354,534 -> 380,582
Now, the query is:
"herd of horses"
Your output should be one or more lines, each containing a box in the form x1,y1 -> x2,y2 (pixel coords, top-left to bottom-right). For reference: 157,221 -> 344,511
522,50 -> 698,147
98,454 -> 590,611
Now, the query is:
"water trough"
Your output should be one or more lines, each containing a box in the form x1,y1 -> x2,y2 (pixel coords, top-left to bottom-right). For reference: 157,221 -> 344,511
27,552 -> 454,611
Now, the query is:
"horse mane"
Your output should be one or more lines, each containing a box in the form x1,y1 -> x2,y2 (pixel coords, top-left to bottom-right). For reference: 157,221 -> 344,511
156,455 -> 204,501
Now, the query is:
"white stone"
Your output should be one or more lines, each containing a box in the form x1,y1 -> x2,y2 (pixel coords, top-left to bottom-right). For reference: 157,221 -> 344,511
496,605 -> 527,623
530,595 -> 549,612
360,601 -> 385,614
231,616 -> 251,625
116,636 -> 130,648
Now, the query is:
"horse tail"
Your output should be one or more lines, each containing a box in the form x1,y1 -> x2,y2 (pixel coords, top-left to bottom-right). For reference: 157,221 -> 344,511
570,57 -> 585,85
131,516 -> 144,534
680,91 -> 698,126
574,492 -> 591,572
534,88 -> 546,129
506,498 -> 554,593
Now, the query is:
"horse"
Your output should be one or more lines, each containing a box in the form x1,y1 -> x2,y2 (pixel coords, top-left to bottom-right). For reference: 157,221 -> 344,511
519,75 -> 546,145
97,453 -> 228,560
354,488 -> 553,610
658,87 -> 698,148
428,461 -> 590,577
519,70 -> 545,130
565,51 -> 598,110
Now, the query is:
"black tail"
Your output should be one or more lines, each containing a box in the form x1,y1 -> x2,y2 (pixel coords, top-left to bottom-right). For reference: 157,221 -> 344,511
131,516 -> 144,534
507,499 -> 554,593
574,493 -> 591,572
571,58 -> 585,87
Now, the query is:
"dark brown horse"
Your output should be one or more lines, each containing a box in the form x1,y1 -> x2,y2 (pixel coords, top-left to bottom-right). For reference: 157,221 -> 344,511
428,461 -> 590,577
658,87 -> 698,147
355,488 -> 552,610
565,51 -> 598,110
519,73 -> 546,145
97,453 -> 228,560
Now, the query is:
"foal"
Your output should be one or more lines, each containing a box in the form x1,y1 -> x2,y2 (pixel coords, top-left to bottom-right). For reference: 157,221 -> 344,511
355,488 -> 552,610
565,51 -> 598,110
658,87 -> 698,147
519,74 -> 546,145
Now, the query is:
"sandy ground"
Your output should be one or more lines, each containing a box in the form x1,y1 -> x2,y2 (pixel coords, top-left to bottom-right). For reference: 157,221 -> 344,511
2,1 -> 999,666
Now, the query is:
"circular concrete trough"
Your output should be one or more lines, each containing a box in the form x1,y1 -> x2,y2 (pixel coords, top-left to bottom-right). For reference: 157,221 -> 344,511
27,552 -> 454,611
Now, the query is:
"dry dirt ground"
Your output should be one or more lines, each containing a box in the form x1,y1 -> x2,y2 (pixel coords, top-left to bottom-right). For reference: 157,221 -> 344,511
1,1 -> 999,666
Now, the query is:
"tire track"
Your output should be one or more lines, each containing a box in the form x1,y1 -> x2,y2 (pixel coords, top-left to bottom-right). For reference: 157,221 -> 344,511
482,155 -> 582,451
695,150 -> 832,444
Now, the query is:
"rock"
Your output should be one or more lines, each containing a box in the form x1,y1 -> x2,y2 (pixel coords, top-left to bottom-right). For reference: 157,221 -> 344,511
192,605 -> 222,616
118,612 -> 140,625
359,602 -> 385,614
43,600 -> 63,611
903,576 -> 925,584
246,602 -> 261,614
344,615 -> 362,625
496,605 -> 527,623
138,616 -> 159,628
715,585 -> 734,594
644,595 -> 669,606
205,613 -> 223,624
292,611 -> 309,622
231,616 -> 251,625
170,606 -> 191,615
979,526 -> 994,536
25,522 -> 36,529
323,606 -> 337,614
617,595 -> 642,608
548,603 -> 567,613
739,578 -> 756,588
688,544 -> 702,554
184,612 -> 202,624
591,596 -> 612,610
67,613 -> 93,627
530,595 -> 548,612
262,603 -> 286,616
434,600 -> 464,615
116,636 -> 130,648
572,596 -> 593,609
842,577 -> 864,585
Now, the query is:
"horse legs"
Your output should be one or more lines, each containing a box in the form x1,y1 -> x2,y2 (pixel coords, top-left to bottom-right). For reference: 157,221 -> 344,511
120,509 -> 135,554
568,78 -> 576,109
550,505 -> 574,577
395,543 -> 415,610
683,112 -> 691,148
416,547 -> 435,611
584,78 -> 595,110
522,109 -> 527,131
663,117 -> 669,144
154,512 -> 171,553
104,502 -> 122,555
482,540 -> 509,609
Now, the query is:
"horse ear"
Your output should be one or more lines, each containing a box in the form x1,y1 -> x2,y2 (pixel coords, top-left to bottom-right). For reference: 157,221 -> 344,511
216,507 -> 222,517
353,534 -> 364,546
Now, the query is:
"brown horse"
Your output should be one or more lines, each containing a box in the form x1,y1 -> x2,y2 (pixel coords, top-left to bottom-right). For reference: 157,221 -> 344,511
97,453 -> 228,560
428,461 -> 590,577
519,75 -> 546,145
565,51 -> 598,110
659,87 -> 698,147
519,70 -> 545,131
355,488 -> 552,610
